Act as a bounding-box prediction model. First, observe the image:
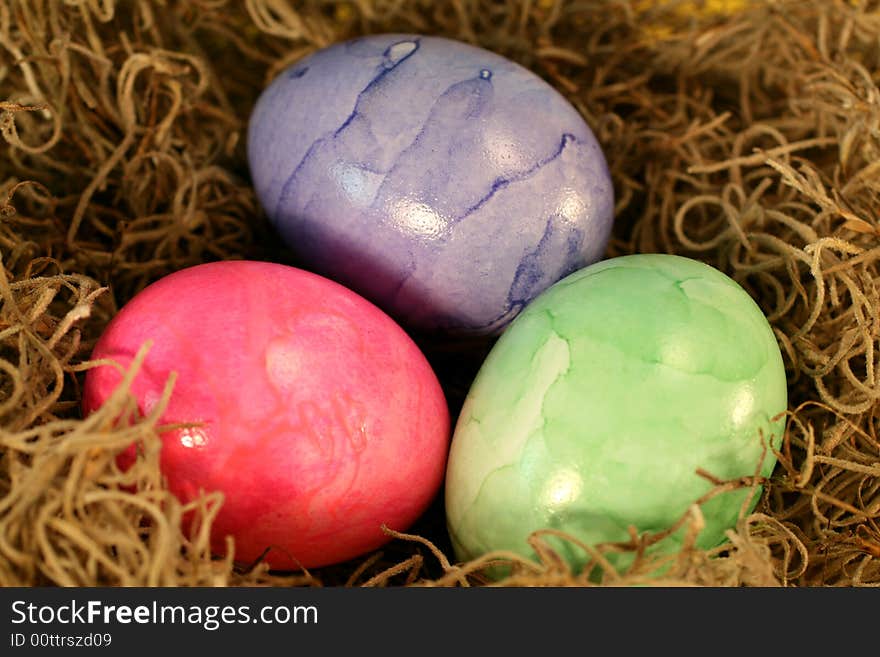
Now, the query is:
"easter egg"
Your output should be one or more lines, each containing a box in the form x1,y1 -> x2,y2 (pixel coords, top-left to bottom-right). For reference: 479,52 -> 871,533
247,33 -> 614,335
82,261 -> 450,569
444,254 -> 788,573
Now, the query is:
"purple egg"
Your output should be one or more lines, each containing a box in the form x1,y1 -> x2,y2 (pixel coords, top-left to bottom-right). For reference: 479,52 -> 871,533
247,34 -> 614,334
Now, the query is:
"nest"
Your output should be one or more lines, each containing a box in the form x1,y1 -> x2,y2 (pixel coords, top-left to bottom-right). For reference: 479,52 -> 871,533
1,0 -> 879,587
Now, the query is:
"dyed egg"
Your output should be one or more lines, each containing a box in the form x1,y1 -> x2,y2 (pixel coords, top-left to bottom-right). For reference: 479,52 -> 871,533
247,34 -> 614,335
445,254 -> 787,573
82,261 -> 450,569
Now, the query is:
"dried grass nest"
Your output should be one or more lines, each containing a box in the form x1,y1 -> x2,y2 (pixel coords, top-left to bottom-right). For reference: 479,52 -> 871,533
1,0 -> 879,587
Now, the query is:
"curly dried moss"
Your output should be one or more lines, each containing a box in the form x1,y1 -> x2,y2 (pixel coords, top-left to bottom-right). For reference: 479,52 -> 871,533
1,0 -> 879,586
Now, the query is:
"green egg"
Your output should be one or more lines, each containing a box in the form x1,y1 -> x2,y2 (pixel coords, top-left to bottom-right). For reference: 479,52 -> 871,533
444,253 -> 788,574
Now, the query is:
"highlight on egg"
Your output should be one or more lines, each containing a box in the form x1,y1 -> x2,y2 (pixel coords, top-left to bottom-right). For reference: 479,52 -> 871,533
444,253 -> 788,574
82,260 -> 451,570
247,33 -> 615,335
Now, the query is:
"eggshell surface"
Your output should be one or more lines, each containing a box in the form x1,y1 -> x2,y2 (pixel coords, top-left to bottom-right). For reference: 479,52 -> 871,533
444,254 -> 788,573
247,33 -> 615,334
82,261 -> 451,569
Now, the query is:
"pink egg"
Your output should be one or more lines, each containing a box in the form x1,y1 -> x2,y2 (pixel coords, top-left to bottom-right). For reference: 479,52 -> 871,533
82,261 -> 451,569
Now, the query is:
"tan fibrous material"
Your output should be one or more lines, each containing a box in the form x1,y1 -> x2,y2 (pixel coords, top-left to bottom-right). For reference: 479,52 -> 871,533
1,0 -> 878,586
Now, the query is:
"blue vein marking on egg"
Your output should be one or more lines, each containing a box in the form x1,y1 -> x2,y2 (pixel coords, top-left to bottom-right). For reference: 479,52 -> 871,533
431,218 -> 583,333
509,214 -> 584,305
332,68 -> 577,234
334,39 -> 421,136
275,38 -> 422,219
458,133 -> 578,221
370,69 -> 497,229
287,66 -> 310,79
367,71 -> 583,325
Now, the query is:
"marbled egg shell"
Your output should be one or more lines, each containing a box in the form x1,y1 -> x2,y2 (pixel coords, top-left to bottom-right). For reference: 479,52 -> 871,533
247,34 -> 614,335
445,254 -> 788,573
82,261 -> 450,570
